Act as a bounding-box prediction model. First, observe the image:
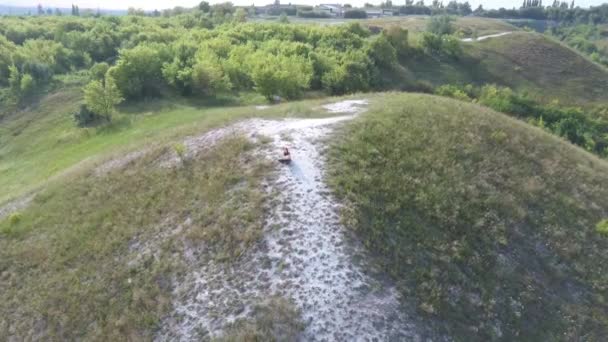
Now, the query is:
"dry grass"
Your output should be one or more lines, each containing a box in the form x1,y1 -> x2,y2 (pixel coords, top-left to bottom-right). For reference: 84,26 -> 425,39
0,136 -> 271,340
215,297 -> 303,342
468,32 -> 608,105
328,92 -> 608,340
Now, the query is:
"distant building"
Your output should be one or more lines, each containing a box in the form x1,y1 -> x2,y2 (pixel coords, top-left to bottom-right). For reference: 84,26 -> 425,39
315,4 -> 343,17
365,9 -> 382,17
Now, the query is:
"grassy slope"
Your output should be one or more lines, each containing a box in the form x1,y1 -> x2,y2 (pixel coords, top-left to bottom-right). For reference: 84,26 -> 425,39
0,136 -> 273,340
0,88 -> 335,205
328,93 -> 608,340
468,32 -> 608,106
0,88 -> 352,340
397,32 -> 608,106
365,16 -> 517,37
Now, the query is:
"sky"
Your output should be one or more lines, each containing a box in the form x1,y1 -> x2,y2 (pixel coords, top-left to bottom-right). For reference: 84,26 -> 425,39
1,0 -> 606,10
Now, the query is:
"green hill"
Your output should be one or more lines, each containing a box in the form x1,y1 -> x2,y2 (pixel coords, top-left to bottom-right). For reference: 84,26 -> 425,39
469,32 -> 608,106
2,91 -> 607,340
328,93 -> 608,340
366,16 -> 518,37
397,32 -> 608,106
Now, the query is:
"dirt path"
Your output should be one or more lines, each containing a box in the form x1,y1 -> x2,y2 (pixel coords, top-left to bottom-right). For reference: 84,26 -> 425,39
461,31 -> 513,42
157,100 -> 422,341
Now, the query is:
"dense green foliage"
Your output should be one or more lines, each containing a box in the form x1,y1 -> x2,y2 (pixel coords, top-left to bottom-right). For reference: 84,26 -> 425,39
0,15 -> 427,110
328,93 -> 608,341
435,84 -> 608,157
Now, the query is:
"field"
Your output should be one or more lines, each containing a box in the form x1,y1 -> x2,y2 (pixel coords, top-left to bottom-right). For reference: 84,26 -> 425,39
328,92 -> 608,340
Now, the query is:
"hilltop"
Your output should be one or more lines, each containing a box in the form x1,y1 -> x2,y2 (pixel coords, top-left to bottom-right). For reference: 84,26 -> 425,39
328,93 -> 608,340
2,92 -> 608,340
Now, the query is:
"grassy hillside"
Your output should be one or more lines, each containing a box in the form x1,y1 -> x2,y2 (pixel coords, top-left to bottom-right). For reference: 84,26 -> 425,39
366,16 -> 517,37
397,31 -> 608,106
468,32 -> 608,105
328,93 -> 608,340
0,135 -> 273,340
0,88 -> 334,205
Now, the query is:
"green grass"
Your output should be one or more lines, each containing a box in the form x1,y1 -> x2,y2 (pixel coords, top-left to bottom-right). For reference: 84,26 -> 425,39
0,136 -> 271,340
467,32 -> 608,105
328,92 -> 608,340
397,31 -> 608,107
365,16 -> 518,37
0,88 -> 349,205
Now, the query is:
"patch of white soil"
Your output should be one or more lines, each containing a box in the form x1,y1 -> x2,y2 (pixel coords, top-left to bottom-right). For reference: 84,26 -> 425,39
157,100 -> 424,341
461,31 -> 513,42
0,194 -> 35,221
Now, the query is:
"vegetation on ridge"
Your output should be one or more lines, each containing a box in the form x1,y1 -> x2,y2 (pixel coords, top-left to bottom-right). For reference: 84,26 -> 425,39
328,93 -> 608,340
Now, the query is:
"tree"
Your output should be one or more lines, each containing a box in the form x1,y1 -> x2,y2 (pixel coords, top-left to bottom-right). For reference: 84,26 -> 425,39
83,76 -> 123,121
250,53 -> 312,100
368,35 -> 397,68
191,57 -> 232,96
234,8 -> 248,22
90,62 -> 110,81
427,15 -> 454,35
109,45 -> 164,99
199,1 -> 211,12
37,4 -> 44,15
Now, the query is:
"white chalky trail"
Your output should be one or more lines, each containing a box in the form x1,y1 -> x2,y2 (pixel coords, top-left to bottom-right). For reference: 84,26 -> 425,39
157,100 -> 421,341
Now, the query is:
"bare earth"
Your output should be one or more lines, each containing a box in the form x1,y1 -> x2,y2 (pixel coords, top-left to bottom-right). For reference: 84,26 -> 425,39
157,100 -> 423,341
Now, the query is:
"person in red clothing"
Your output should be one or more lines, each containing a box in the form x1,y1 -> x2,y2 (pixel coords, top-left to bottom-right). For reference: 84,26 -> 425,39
279,147 -> 291,164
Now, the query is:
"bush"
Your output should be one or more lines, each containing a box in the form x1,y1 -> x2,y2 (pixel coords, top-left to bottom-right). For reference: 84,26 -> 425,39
383,26 -> 409,57
191,57 -> 232,96
427,15 -> 454,35
250,53 -> 312,100
8,212 -> 22,226
83,77 -> 123,121
597,219 -> 608,236
73,104 -> 105,127
344,9 -> 368,19
90,62 -> 110,81
435,84 -> 471,101
297,10 -> 330,18
109,44 -> 164,99
367,35 -> 397,68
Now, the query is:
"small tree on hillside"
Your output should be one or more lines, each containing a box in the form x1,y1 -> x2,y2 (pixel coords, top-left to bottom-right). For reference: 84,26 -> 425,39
83,76 -> 123,122
427,15 -> 454,35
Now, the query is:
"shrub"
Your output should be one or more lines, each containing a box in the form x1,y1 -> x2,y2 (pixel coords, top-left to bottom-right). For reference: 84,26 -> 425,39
8,212 -> 22,226
73,104 -> 105,127
383,26 -> 409,57
344,9 -> 368,19
427,15 -> 454,35
90,62 -> 110,81
109,44 -> 164,99
83,77 -> 123,122
191,57 -> 232,96
367,35 -> 397,68
597,219 -> 608,236
435,84 -> 471,101
297,10 -> 330,18
250,53 -> 312,100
